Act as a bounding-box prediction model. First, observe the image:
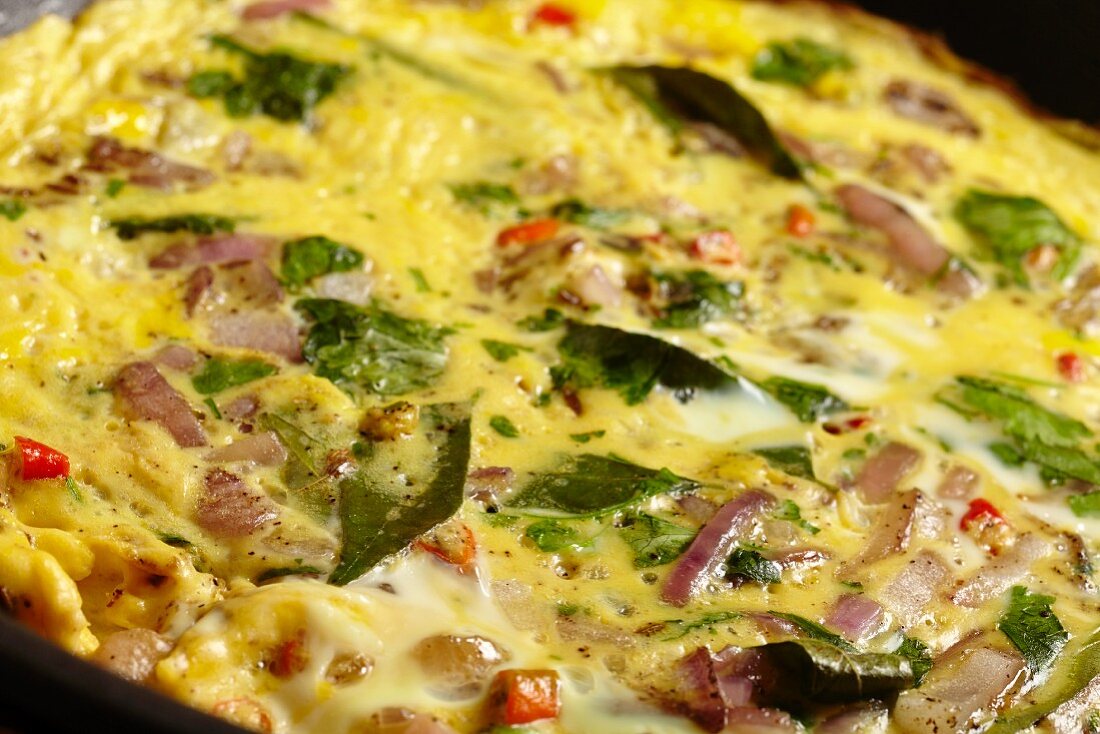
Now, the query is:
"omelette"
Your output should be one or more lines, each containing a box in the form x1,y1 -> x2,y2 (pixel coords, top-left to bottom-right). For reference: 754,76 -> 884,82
1,0 -> 1099,732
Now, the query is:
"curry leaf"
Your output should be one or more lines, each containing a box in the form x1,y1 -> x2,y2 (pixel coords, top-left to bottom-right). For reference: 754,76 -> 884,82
330,402 -> 471,585
761,375 -> 848,422
619,512 -> 695,568
726,549 -> 781,584
551,321 -> 738,405
297,298 -> 451,396
997,586 -> 1068,672
754,445 -> 815,481
606,65 -> 803,179
506,453 -> 700,517
753,640 -> 915,706
281,236 -> 365,288
111,213 -> 235,241
192,357 -> 277,394
955,189 -> 1079,283
751,38 -> 853,87
192,35 -> 351,122
651,270 -> 744,329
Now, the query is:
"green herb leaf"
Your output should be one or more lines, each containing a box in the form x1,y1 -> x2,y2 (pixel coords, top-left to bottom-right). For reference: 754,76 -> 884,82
481,339 -> 529,362
506,453 -> 699,517
606,65 -> 803,179
203,397 -> 222,419
619,512 -> 694,567
330,402 -> 471,585
894,636 -> 933,686
0,199 -> 27,222
517,308 -> 566,332
549,199 -> 630,229
408,267 -> 431,293
525,519 -> 587,552
192,357 -> 277,394
774,499 -> 821,535
754,445 -> 815,480
569,430 -> 606,444
1070,491 -> 1100,518
997,585 -> 1068,672
449,182 -> 520,216
551,321 -> 737,406
751,37 -> 853,87
489,415 -> 520,438
656,611 -> 741,641
281,236 -> 365,288
256,565 -> 324,583
761,375 -> 848,422
955,189 -> 1080,283
110,213 -> 235,241
726,548 -> 781,584
753,640 -> 915,706
297,298 -> 451,396
65,477 -> 84,503
155,531 -> 192,548
651,270 -> 744,329
192,35 -> 351,122
768,611 -> 854,651
105,179 -> 126,198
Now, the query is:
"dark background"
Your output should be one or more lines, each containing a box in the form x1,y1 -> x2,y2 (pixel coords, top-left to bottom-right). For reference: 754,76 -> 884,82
853,0 -> 1100,123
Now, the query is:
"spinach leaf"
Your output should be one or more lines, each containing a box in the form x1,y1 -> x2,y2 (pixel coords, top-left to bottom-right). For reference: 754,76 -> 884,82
549,199 -> 630,229
761,375 -> 848,422
190,35 -> 350,122
506,453 -> 699,517
191,357 -> 277,394
955,189 -> 1080,283
768,611 -> 855,651
297,298 -> 451,396
489,415 -> 520,438
330,402 -> 471,585
0,199 -> 27,221
281,236 -> 365,288
774,499 -> 820,535
111,213 -> 235,240
651,270 -> 744,329
517,308 -> 566,332
753,640 -> 915,706
449,182 -> 521,216
988,627 -> 1100,733
726,548 -> 781,584
1069,491 -> 1100,518
751,38 -> 853,87
606,65 -> 803,179
754,445 -> 815,480
997,585 -> 1068,672
481,339 -> 530,362
894,636 -> 933,686
550,321 -> 737,406
525,519 -> 587,552
619,512 -> 695,568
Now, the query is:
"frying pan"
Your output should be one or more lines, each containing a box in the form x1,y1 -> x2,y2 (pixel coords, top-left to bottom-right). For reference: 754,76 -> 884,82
0,1 -> 1095,733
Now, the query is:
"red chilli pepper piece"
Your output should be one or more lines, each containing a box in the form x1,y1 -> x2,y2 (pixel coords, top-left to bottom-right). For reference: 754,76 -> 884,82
688,229 -> 741,265
786,204 -> 816,237
959,498 -> 1006,531
488,669 -> 562,725
1056,352 -> 1086,383
416,523 -> 477,566
531,3 -> 577,27
496,219 -> 560,247
13,436 -> 70,480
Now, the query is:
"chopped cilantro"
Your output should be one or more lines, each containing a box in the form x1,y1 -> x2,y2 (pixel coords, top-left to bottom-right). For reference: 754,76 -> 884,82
997,586 -> 1068,672
569,430 -> 606,444
651,270 -> 744,329
489,415 -> 520,438
894,636 -> 933,686
775,499 -> 820,535
619,512 -> 694,567
525,519 -> 586,552
751,38 -> 854,87
481,339 -> 530,362
110,213 -> 235,240
754,445 -> 815,480
1069,491 -> 1100,518
761,375 -> 848,422
726,548 -> 781,584
408,267 -> 431,293
657,611 -> 741,641
769,611 -> 855,651
0,199 -> 26,222
281,236 -> 365,288
549,198 -> 630,229
192,357 -> 278,395
105,178 -> 126,198
203,397 -> 222,419
517,308 -> 566,332
449,181 -> 520,216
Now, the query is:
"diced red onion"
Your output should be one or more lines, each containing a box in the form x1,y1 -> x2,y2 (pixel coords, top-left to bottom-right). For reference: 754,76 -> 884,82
182,265 -> 214,317
312,271 -> 374,306
206,431 -> 287,466
115,361 -> 207,447
223,394 -> 260,420
568,265 -> 622,308
150,233 -> 275,269
661,489 -> 775,607
242,0 -> 331,20
853,441 -> 922,503
878,549 -> 951,626
882,79 -> 981,137
91,629 -> 172,683
86,137 -> 214,191
937,464 -> 979,500
209,311 -> 302,362
836,185 -> 950,277
223,260 -> 284,306
951,534 -> 1046,608
824,594 -> 885,642
153,344 -> 197,371
196,469 -> 277,537
836,489 -> 930,580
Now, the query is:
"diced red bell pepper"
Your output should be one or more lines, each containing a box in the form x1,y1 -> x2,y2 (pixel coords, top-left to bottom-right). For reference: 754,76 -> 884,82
12,436 -> 70,480
688,229 -> 741,265
267,631 -> 308,678
496,218 -> 560,247
959,498 -> 1006,531
531,3 -> 577,27
488,669 -> 562,725
416,523 -> 477,566
1056,352 -> 1086,383
786,204 -> 815,237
